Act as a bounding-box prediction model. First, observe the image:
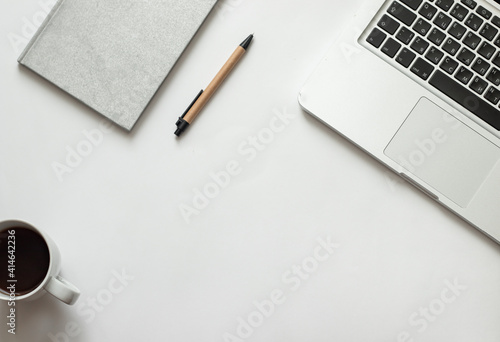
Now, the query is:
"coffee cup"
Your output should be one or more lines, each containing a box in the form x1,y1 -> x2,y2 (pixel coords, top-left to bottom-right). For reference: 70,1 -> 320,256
0,220 -> 80,305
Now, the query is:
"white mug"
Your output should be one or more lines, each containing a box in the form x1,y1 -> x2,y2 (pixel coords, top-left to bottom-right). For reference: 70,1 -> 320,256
0,220 -> 80,305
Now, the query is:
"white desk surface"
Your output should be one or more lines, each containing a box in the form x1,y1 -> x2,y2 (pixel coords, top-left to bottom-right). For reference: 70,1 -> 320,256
1,0 -> 500,341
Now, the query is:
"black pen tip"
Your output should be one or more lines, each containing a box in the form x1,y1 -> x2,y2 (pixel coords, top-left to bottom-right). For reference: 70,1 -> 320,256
175,118 -> 190,137
240,34 -> 254,50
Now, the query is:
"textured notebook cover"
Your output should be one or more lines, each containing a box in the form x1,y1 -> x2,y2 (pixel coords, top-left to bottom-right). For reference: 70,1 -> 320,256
18,0 -> 218,131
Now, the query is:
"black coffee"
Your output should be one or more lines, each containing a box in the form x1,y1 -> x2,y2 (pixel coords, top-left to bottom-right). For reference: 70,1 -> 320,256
0,227 -> 50,296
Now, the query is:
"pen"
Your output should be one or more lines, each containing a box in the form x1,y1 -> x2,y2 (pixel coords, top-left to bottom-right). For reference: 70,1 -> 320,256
174,34 -> 254,137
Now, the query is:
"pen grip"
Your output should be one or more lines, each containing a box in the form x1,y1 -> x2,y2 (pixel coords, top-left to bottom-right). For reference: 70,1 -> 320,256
183,46 -> 246,123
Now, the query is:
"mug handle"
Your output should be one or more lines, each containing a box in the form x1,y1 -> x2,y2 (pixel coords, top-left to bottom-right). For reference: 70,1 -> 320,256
45,275 -> 81,305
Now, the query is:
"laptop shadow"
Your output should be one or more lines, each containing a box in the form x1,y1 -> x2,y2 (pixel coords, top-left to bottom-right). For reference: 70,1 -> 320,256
300,109 -> 500,253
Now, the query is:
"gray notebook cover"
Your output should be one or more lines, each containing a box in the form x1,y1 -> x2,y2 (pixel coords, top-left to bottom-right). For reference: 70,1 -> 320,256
18,0 -> 218,131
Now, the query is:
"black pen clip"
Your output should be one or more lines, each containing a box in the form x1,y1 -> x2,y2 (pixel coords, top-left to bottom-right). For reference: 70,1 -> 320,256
177,90 -> 204,123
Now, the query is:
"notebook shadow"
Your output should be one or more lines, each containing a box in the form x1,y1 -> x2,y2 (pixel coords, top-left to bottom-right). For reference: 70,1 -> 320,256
15,1 -> 222,139
16,64 -> 130,142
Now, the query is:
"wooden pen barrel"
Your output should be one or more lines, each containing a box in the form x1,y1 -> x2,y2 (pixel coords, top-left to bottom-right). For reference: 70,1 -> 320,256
183,46 -> 246,124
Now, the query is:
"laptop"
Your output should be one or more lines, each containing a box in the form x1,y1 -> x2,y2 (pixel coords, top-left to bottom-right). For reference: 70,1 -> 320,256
299,0 -> 500,242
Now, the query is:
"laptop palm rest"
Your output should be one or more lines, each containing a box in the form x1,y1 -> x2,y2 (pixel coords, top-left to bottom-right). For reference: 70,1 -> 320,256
384,97 -> 500,208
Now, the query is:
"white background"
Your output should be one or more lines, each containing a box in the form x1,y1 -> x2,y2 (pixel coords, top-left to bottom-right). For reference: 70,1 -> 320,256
1,0 -> 500,341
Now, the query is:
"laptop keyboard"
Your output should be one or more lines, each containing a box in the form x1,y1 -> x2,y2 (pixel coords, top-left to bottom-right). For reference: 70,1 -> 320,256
366,0 -> 500,131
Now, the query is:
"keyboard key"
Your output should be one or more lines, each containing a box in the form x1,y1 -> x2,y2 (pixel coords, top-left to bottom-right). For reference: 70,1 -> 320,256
411,36 -> 430,54
487,67 -> 500,85
413,18 -> 432,35
478,42 -> 495,59
485,86 -> 500,105
472,57 -> 490,75
443,37 -> 461,55
396,47 -> 417,67
470,76 -> 488,94
476,6 -> 492,20
433,12 -> 453,30
463,32 -> 481,49
455,66 -> 474,84
396,27 -> 415,44
494,36 -> 500,48
382,38 -> 402,57
401,0 -> 423,10
411,57 -> 435,79
429,70 -> 500,131
465,13 -> 483,31
388,1 -> 417,26
440,57 -> 459,74
461,0 -> 477,10
450,3 -> 469,21
492,15 -> 500,29
479,23 -> 498,41
435,0 -> 454,11
378,14 -> 401,34
492,52 -> 500,67
426,46 -> 445,64
428,28 -> 446,46
419,2 -> 438,20
367,28 -> 387,48
457,47 -> 475,65
448,22 -> 467,39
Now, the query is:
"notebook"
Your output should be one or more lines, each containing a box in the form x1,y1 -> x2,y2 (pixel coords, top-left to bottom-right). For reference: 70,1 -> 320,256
18,0 -> 218,131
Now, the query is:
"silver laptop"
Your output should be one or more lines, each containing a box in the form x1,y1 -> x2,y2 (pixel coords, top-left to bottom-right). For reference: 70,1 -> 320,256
299,0 -> 500,242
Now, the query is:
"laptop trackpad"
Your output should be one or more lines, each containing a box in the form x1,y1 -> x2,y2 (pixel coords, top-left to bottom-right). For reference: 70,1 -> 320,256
384,97 -> 500,208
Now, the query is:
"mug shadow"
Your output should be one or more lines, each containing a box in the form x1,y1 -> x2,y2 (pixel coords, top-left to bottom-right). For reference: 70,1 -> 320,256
0,293 -> 86,342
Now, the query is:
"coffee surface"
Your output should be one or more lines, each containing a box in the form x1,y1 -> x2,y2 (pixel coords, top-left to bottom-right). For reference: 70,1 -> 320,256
0,227 -> 50,296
